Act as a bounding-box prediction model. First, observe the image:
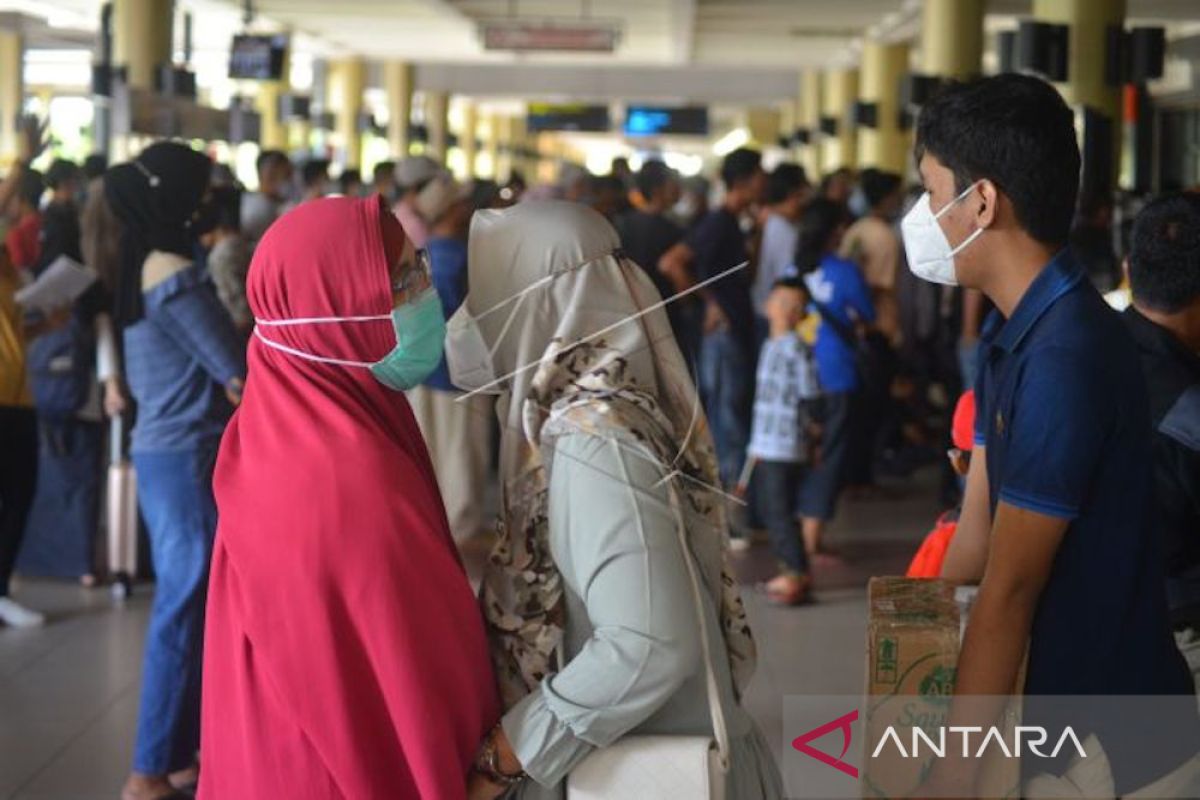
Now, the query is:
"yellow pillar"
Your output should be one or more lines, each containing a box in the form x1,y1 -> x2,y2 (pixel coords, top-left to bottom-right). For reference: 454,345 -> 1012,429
920,0 -> 984,79
482,113 -> 500,180
328,58 -> 365,168
1033,0 -> 1125,118
821,69 -> 858,173
746,107 -> 781,148
425,91 -> 449,165
779,100 -> 796,158
384,61 -> 413,158
0,31 -> 22,165
859,41 -> 910,173
113,0 -> 173,90
511,116 -> 530,179
493,115 -> 512,182
257,50 -> 289,152
460,102 -> 478,179
798,70 -> 823,180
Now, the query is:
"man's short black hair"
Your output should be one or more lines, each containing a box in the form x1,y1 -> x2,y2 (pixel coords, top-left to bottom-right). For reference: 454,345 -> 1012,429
17,168 -> 43,208
209,184 -> 242,231
372,161 -> 396,185
1128,192 -> 1200,313
635,159 -> 674,200
339,168 -> 362,195
915,73 -> 1080,246
256,149 -> 290,175
861,168 -> 902,209
302,159 -> 330,187
82,154 -> 108,181
767,163 -> 808,206
45,159 -> 81,190
720,147 -> 762,190
771,275 -> 808,295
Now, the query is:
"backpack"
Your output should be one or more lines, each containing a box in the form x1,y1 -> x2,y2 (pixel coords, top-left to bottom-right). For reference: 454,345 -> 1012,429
26,314 -> 94,420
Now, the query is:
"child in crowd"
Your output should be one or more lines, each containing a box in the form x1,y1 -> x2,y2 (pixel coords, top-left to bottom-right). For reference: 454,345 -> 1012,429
907,390 -> 975,577
740,276 -> 822,605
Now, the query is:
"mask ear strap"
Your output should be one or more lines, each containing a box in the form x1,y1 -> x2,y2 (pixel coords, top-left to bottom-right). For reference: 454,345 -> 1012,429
948,225 -> 986,258
253,327 -> 373,368
488,291 -> 529,359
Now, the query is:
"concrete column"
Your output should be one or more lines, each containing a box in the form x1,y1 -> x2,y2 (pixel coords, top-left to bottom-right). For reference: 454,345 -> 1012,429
821,69 -> 858,172
460,101 -> 478,179
1033,0 -> 1125,118
798,70 -> 823,180
510,116 -> 530,179
919,0 -> 984,79
483,113 -> 500,180
1034,0 -> 1126,189
493,115 -> 512,182
257,61 -> 288,151
383,61 -> 413,158
113,0 -> 173,90
327,58 -> 365,168
859,41 -> 911,173
0,31 -> 22,165
779,100 -> 796,158
425,91 -> 449,165
746,107 -> 781,148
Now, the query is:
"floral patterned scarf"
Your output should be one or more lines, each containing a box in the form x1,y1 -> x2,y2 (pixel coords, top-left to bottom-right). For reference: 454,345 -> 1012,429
479,334 -> 757,711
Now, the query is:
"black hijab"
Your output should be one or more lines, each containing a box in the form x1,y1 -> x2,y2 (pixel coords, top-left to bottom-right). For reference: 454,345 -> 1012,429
104,142 -> 212,328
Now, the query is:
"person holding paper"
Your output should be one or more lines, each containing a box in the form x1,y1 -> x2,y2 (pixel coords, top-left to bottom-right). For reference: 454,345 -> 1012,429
104,142 -> 246,800
0,119 -> 56,629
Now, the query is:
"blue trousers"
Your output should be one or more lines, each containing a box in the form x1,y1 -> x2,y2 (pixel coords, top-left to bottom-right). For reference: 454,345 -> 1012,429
698,329 -> 753,487
754,460 -> 809,575
798,391 -> 852,522
131,446 -> 218,775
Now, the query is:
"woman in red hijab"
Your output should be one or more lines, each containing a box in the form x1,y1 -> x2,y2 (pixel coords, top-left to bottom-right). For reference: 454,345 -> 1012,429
199,196 -> 498,799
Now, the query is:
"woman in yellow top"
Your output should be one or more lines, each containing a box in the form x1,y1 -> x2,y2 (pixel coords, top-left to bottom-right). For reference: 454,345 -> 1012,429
0,127 -> 59,628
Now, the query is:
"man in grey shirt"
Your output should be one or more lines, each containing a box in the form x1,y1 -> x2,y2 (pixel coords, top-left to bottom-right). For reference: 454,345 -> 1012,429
752,163 -> 810,317
240,149 -> 293,242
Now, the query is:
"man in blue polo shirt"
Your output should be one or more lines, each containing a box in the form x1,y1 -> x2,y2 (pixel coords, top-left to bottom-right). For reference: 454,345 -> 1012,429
909,74 -> 1199,797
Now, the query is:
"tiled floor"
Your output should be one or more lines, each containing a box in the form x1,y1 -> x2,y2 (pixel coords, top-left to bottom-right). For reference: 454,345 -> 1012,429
0,471 -> 940,799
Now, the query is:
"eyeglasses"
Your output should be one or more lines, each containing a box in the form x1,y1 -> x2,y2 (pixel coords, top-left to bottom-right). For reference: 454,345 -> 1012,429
391,249 -> 433,301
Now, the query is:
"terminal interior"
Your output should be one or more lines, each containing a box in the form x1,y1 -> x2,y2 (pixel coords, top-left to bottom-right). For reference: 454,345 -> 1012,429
1,0 -> 1200,798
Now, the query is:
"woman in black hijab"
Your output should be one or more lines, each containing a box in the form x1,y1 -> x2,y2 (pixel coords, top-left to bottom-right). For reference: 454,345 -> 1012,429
104,142 -> 246,800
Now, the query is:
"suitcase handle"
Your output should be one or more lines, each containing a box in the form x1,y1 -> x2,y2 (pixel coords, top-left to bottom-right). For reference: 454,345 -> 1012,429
109,414 -> 125,466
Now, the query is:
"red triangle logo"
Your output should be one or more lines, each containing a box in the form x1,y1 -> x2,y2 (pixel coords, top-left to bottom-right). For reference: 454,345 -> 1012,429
791,708 -> 859,779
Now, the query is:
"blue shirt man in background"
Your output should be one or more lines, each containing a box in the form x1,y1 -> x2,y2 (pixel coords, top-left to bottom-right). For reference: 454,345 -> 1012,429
406,175 -> 493,543
912,74 -> 1199,797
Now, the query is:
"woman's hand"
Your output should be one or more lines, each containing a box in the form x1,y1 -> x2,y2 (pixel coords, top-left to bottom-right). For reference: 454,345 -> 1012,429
465,771 -> 508,800
17,115 -> 49,164
468,725 -> 525,799
103,378 -> 127,417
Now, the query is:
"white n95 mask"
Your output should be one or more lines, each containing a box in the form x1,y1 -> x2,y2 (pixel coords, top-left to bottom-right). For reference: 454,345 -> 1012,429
444,273 -> 553,394
900,181 -> 984,286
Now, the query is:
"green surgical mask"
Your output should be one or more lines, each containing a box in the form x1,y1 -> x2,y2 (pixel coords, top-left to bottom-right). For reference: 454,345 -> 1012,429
253,286 -> 446,392
369,288 -> 447,391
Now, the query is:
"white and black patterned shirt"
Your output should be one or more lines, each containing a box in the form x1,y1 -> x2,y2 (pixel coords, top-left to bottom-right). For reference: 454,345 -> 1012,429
748,333 -> 821,463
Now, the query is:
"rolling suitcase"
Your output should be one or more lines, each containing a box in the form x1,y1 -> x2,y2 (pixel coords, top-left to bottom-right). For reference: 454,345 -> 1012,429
106,414 -> 138,599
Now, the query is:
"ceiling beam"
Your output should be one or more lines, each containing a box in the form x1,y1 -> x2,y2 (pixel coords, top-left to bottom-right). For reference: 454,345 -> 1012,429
416,61 -> 798,102
671,0 -> 696,65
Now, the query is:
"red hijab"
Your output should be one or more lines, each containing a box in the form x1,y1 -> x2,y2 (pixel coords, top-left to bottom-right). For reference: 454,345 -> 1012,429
200,196 -> 498,799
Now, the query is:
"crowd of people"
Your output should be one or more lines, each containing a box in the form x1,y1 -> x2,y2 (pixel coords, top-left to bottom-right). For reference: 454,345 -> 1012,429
0,69 -> 1196,799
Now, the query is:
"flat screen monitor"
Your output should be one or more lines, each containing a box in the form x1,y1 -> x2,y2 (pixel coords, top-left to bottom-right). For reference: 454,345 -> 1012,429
229,34 -> 288,81
526,103 -> 610,132
623,106 -> 709,136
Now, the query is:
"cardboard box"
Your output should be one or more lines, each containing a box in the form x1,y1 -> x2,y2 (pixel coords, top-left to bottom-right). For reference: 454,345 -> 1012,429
863,577 -> 1020,799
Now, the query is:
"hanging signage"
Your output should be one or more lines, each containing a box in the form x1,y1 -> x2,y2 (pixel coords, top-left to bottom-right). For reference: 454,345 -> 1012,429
624,106 -> 710,136
527,103 -> 611,132
482,22 -> 619,53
